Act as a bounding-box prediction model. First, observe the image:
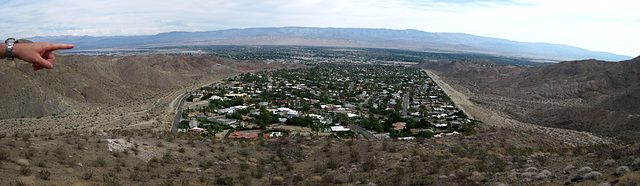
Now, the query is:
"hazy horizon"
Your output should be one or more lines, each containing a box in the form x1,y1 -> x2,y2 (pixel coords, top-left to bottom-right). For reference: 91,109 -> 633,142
1,0 -> 638,56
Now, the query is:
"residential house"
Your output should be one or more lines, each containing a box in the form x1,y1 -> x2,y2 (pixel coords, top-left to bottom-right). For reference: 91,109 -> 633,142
330,126 -> 350,132
392,122 -> 406,131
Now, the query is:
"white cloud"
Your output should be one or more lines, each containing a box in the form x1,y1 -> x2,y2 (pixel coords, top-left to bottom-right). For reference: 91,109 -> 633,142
0,0 -> 637,56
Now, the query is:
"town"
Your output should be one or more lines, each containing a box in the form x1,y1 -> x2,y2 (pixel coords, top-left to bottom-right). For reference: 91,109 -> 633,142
179,63 -> 480,140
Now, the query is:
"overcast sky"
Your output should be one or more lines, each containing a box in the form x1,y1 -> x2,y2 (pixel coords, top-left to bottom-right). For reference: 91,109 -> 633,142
0,0 -> 637,57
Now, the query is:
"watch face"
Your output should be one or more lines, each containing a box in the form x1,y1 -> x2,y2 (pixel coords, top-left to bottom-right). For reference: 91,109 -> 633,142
5,38 -> 15,44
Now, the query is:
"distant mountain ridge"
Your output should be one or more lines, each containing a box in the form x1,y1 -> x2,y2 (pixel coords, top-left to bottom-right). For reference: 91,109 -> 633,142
28,27 -> 632,61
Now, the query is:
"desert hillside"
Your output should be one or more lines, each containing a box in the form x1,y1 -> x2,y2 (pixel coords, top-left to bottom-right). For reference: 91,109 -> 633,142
0,54 -> 304,119
417,56 -> 640,140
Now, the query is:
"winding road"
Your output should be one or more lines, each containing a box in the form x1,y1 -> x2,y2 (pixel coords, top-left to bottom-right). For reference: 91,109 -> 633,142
349,123 -> 377,139
171,94 -> 189,132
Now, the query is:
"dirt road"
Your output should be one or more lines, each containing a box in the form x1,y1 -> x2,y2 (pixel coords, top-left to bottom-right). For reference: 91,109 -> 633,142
424,70 -> 610,146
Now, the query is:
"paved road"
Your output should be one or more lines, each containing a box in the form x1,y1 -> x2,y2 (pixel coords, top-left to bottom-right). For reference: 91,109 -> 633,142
402,92 -> 409,116
349,123 -> 377,139
171,94 -> 189,132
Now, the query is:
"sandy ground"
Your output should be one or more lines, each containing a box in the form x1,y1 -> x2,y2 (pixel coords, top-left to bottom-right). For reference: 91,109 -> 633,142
425,70 -> 611,146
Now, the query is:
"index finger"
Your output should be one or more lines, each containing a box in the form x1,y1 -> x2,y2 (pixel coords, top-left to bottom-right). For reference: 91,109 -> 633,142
48,43 -> 75,50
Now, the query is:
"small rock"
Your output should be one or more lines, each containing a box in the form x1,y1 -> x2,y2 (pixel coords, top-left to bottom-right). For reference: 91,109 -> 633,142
540,170 -> 552,176
522,172 -> 537,178
633,158 -> 640,166
578,166 -> 593,174
525,167 -> 538,172
534,173 -> 548,180
603,159 -> 616,167
583,171 -> 602,180
311,176 -> 322,181
616,166 -> 631,175
367,183 -> 377,186
273,176 -> 284,182
597,182 -> 612,186
300,145 -> 310,150
439,175 -> 448,179
563,165 -> 576,173
469,171 -> 485,183
76,163 -> 83,167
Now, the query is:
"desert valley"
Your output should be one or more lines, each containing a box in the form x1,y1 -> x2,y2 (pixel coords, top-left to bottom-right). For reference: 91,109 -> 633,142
0,28 -> 639,186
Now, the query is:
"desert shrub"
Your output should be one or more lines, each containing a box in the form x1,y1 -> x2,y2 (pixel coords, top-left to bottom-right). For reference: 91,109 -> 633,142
37,169 -> 51,180
252,164 -> 265,179
381,141 -> 388,151
327,158 -> 339,169
618,172 -> 640,186
163,152 -> 173,164
130,170 -> 143,181
240,163 -> 250,171
82,171 -> 94,180
171,167 -> 182,177
362,159 -> 377,172
0,150 -> 9,160
350,149 -> 359,161
36,161 -> 46,168
322,174 -> 335,184
103,177 -> 120,186
346,140 -> 354,146
23,149 -> 35,159
469,171 -> 485,184
216,175 -> 233,185
93,157 -> 106,167
200,160 -> 214,169
283,159 -> 294,171
19,166 -> 31,176
15,177 -> 34,186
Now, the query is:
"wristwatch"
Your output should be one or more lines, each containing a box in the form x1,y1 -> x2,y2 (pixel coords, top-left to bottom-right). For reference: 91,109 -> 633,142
5,38 -> 18,60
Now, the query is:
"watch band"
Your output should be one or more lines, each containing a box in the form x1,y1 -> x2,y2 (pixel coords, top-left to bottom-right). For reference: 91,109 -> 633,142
5,38 -> 18,60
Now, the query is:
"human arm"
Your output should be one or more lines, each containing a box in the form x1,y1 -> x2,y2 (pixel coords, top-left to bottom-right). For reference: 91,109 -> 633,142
1,42 -> 75,71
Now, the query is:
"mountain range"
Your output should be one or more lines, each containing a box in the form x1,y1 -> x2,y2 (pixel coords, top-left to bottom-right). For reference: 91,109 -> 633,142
28,27 -> 632,61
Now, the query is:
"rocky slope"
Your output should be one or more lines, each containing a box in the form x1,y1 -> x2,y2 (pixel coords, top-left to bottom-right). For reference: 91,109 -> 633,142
0,54 -> 305,119
417,56 -> 640,140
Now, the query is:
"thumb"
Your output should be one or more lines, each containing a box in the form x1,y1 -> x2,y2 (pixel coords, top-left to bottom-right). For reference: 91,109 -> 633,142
35,57 -> 53,69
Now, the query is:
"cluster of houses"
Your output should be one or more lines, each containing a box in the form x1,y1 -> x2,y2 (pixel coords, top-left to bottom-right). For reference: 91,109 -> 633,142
179,63 -> 474,139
